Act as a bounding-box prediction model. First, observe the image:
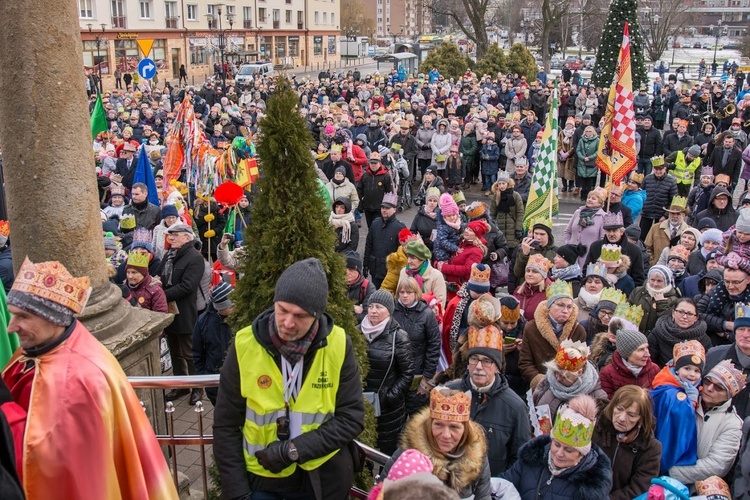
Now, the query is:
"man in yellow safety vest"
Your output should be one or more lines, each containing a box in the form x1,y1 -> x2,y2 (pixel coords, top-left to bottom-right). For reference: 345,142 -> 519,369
214,258 -> 365,499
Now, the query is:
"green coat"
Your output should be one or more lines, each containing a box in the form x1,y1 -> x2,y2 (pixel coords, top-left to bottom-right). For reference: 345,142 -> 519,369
628,285 -> 679,335
576,135 -> 600,178
459,133 -> 479,163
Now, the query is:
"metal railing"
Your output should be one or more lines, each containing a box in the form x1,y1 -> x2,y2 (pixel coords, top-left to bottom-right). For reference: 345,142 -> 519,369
128,374 -> 389,499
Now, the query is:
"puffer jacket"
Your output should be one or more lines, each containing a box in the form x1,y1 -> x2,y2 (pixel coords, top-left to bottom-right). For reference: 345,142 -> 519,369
441,240 -> 485,286
599,350 -> 660,399
593,412 -> 662,500
490,183 -> 524,249
128,274 -> 168,313
392,300 -> 441,379
504,135 -> 527,171
459,131 -> 479,166
415,125 -> 436,160
431,130 -> 453,170
362,317 -> 413,454
325,178 -> 359,211
476,216 -> 510,264
622,188 -> 646,220
699,281 -> 750,339
500,435 -> 613,500
641,172 -> 678,220
357,164 -> 393,211
380,246 -> 408,296
447,373 -> 531,476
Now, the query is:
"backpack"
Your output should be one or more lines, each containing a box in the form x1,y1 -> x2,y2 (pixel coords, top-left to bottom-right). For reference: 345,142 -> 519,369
358,278 -> 369,304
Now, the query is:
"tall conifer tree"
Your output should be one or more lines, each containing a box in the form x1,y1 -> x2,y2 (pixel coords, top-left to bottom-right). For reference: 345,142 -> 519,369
592,0 -> 648,88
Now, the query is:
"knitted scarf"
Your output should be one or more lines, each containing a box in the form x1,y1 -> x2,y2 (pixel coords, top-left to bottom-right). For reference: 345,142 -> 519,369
449,286 -> 471,353
651,314 -> 707,346
268,312 -> 319,365
405,260 -> 428,291
359,316 -> 389,343
495,188 -> 516,214
551,263 -> 582,281
578,207 -> 599,228
545,361 -> 600,401
329,211 -> 355,243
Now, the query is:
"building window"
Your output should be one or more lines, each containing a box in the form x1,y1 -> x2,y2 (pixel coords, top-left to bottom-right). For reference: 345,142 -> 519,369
82,40 -> 110,74
323,12 -> 327,24
111,0 -> 126,28
243,6 -> 253,28
187,4 -> 197,20
331,13 -> 335,25
152,39 -> 167,65
328,35 -> 336,54
275,36 -> 286,57
79,0 -> 93,18
190,42 -> 207,65
314,11 -> 319,24
297,11 -> 303,28
259,7 -> 267,22
139,0 -> 152,19
114,39 -> 138,72
289,36 -> 299,56
314,36 -> 323,55
285,10 -> 292,23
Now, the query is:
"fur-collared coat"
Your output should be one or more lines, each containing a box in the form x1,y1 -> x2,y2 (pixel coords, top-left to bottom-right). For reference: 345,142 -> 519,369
518,301 -> 587,389
500,435 -> 613,500
384,407 -> 492,499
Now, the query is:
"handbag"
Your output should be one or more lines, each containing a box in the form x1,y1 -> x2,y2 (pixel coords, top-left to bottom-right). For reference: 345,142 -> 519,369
490,258 -> 510,288
435,154 -> 447,162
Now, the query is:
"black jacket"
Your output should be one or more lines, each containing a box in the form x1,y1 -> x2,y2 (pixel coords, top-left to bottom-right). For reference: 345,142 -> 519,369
389,132 -> 418,163
707,146 -> 743,187
194,202 -> 227,259
213,311 -> 365,499
363,317 -> 413,454
694,186 -> 738,232
192,304 -> 233,376
410,208 -> 438,252
364,215 -> 405,282
357,166 -> 393,211
122,200 -> 162,231
332,197 -> 359,254
641,173 -> 678,220
638,126 -> 663,158
663,132 -> 693,157
392,300 -> 441,380
0,247 -> 13,294
346,273 -> 376,323
448,373 -> 531,475
585,235 -> 645,286
159,243 -> 205,334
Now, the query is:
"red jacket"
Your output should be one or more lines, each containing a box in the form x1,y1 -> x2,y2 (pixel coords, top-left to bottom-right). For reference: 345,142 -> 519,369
440,241 -> 484,285
513,280 -> 550,322
599,350 -> 660,399
346,144 -> 368,181
130,274 -> 168,313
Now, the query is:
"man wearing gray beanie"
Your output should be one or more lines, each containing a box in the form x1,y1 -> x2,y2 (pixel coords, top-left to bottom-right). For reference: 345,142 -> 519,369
214,257 -> 365,499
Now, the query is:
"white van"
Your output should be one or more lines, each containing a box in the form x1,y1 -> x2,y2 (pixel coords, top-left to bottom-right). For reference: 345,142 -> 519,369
235,62 -> 275,87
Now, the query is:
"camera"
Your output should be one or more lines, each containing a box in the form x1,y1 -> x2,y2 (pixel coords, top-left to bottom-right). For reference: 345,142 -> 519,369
530,241 -> 541,249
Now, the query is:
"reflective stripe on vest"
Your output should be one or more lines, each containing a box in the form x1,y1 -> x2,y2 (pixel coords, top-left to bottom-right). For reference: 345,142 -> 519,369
671,151 -> 701,185
235,323 -> 346,478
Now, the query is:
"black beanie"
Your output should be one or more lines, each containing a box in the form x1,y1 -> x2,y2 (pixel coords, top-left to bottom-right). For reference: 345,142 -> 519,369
345,250 -> 362,273
556,244 -> 586,266
274,258 -> 329,318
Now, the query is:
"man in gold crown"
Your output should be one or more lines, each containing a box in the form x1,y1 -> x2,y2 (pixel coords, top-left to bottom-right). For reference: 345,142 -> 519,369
0,258 -> 177,499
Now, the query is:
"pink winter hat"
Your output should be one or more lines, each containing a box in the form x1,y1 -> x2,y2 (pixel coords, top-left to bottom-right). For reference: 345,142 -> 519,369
439,193 -> 459,217
367,449 -> 434,500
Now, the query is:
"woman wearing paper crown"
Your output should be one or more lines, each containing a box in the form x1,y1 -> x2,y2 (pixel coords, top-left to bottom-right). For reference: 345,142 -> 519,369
0,258 -> 178,499
563,187 -> 606,269
581,287 -> 626,346
532,340 -> 608,419
381,387 -> 492,499
518,279 -> 587,390
500,394 -> 613,499
627,265 -> 680,335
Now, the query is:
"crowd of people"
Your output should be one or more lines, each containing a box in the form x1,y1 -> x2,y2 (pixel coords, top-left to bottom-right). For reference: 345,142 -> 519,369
6,62 -> 750,499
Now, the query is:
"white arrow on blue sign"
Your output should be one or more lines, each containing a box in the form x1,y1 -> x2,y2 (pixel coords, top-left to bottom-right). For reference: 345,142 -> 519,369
137,58 -> 157,80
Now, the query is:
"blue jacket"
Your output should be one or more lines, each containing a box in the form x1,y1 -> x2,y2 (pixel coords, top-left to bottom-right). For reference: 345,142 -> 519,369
500,435 -> 612,500
651,374 -> 699,474
622,189 -> 646,220
480,143 -> 500,175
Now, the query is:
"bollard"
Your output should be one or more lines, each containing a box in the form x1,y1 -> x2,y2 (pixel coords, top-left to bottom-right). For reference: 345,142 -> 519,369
165,401 -> 179,488
195,401 -> 208,499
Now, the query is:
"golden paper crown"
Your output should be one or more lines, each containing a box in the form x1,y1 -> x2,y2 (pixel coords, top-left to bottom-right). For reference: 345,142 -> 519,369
11,257 -> 91,314
666,196 -> 688,212
599,287 -> 626,306
120,214 -> 136,230
599,244 -> 622,263
545,279 -> 573,300
528,216 -> 553,230
612,302 -> 644,327
0,220 -> 9,237
668,244 -> 691,262
469,262 -> 492,284
430,387 -> 471,423
527,253 -> 553,274
552,402 -> 595,448
554,340 -> 589,372
629,172 -> 644,184
651,155 -> 665,167
126,251 -> 151,269
695,476 -> 731,499
468,325 -> 504,352
673,339 -> 706,365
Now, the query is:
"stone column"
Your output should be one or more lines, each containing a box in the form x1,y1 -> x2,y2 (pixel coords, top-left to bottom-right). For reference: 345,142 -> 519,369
0,0 -> 172,429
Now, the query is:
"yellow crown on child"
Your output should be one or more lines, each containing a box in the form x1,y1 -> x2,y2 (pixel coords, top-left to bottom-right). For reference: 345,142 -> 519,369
599,244 -> 622,263
11,257 -> 91,314
600,288 -> 626,306
126,251 -> 151,269
430,387 -> 471,423
629,172 -> 645,184
120,214 -> 136,230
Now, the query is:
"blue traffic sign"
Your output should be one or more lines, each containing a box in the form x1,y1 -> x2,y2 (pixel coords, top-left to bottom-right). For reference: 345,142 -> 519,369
137,58 -> 157,80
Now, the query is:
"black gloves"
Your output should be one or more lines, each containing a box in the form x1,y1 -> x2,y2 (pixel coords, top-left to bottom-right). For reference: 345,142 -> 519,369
515,230 -> 523,240
255,440 -> 293,474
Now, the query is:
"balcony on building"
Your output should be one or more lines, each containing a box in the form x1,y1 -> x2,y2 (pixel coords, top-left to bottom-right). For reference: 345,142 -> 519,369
297,22 -> 303,29
244,19 -> 253,29
273,20 -> 280,29
111,15 -> 127,29
165,16 -> 179,29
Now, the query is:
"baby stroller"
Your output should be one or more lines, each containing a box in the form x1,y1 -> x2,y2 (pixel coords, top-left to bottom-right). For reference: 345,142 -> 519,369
381,147 -> 412,212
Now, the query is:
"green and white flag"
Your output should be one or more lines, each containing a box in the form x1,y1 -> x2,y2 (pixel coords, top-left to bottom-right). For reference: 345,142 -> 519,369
523,86 -> 559,230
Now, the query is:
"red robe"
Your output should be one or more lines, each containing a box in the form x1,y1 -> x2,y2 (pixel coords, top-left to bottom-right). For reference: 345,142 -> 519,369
1,321 -> 177,499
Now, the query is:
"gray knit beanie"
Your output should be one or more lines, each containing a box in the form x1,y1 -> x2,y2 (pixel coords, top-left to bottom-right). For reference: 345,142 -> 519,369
367,289 -> 395,316
273,258 -> 328,318
736,207 -> 750,234
615,328 -> 648,361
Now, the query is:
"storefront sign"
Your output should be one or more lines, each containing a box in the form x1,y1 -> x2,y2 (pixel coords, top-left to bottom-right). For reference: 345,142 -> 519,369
117,33 -> 139,39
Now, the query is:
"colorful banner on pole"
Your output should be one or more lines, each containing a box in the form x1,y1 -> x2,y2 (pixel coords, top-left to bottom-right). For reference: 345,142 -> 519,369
523,87 -> 559,230
596,22 -> 637,185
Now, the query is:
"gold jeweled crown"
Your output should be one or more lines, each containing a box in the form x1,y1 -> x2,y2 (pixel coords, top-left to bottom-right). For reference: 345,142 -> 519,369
651,155 -> 665,167
552,401 -> 595,448
545,279 -> 572,300
11,257 -> 91,314
629,172 -> 644,184
430,387 -> 471,423
612,302 -> 644,327
126,251 -> 151,269
599,244 -> 622,263
600,287 -> 626,306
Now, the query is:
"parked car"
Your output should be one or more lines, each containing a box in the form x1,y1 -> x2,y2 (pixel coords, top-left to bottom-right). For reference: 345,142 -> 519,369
235,62 -> 275,87
584,55 -> 596,70
564,55 -> 583,70
550,56 -> 563,70
693,42 -> 702,49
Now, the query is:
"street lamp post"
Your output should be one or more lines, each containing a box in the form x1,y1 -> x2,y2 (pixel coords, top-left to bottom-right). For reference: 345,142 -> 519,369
521,20 -> 529,48
209,5 -> 235,86
87,23 -> 107,94
711,20 -> 724,71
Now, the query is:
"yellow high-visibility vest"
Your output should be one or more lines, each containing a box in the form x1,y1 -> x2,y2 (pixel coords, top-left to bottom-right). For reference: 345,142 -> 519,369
235,323 -> 346,477
672,151 -> 701,185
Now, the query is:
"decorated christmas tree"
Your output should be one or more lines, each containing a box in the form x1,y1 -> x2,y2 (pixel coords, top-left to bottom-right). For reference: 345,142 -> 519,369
591,0 -> 648,88
226,76 -> 376,488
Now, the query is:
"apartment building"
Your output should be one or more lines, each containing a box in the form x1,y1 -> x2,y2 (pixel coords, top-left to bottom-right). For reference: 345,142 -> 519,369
78,0 -> 340,85
366,0 -> 430,40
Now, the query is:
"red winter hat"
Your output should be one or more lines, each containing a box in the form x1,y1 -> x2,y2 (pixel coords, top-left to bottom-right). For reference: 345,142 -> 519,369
467,220 -> 489,239
398,228 -> 418,244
